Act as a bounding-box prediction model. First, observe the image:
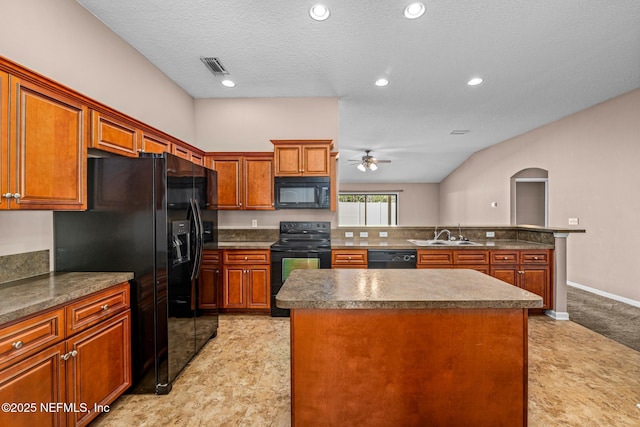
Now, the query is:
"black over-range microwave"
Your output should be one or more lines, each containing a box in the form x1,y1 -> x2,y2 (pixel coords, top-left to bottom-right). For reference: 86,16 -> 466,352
274,177 -> 330,209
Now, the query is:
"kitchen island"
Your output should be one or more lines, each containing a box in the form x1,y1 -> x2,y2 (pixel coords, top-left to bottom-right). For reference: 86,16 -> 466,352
276,268 -> 542,427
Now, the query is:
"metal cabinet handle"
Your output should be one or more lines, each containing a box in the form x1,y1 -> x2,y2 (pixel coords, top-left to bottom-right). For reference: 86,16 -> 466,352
12,340 -> 23,349
244,256 -> 248,261
101,304 -> 109,311
61,352 -> 70,361
503,257 -> 508,260
12,193 -> 21,199
348,256 -> 352,260
534,256 -> 539,260
70,350 -> 78,357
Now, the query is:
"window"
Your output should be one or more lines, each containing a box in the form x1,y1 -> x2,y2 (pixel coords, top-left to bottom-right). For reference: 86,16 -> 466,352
338,193 -> 398,226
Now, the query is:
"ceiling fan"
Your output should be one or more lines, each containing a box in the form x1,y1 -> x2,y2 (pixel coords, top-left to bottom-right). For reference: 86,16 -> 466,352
348,150 -> 392,172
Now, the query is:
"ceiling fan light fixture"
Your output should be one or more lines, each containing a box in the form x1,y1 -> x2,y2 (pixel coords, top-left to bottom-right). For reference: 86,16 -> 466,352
369,163 -> 378,171
309,4 -> 330,21
357,163 -> 367,172
404,3 -> 426,19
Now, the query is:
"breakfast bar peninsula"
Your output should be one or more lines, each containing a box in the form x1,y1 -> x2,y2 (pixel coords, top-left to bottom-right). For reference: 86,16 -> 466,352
276,268 -> 542,427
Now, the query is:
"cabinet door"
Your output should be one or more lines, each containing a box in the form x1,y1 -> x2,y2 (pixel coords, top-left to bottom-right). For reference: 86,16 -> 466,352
190,152 -> 204,166
141,132 -> 172,154
244,156 -> 274,210
490,266 -> 519,286
301,144 -> 330,176
0,342 -> 66,427
9,77 -> 87,210
416,250 -> 453,269
213,157 -> 242,209
66,310 -> 131,427
0,71 -> 8,210
172,144 -> 191,160
91,110 -> 139,157
521,267 -> 550,309
223,266 -> 246,308
199,252 -> 220,309
247,266 -> 270,309
273,145 -> 302,176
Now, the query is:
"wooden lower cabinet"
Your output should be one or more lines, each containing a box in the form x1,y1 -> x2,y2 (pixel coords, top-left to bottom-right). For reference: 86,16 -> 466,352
0,283 -> 132,427
198,251 -> 221,310
490,250 -> 552,309
221,250 -> 270,311
417,248 -> 553,309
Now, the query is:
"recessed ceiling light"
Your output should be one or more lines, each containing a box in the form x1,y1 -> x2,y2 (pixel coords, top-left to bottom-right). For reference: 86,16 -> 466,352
375,78 -> 389,87
221,79 -> 236,88
467,77 -> 484,86
404,3 -> 426,19
310,4 -> 330,21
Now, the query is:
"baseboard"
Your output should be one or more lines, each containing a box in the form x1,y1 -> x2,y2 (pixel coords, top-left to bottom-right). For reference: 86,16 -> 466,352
545,310 -> 570,321
567,281 -> 640,309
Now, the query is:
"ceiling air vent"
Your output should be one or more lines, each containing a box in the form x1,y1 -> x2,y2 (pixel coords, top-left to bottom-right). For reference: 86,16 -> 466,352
200,57 -> 229,76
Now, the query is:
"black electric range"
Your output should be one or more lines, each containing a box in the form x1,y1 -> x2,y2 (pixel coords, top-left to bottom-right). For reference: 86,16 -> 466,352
270,221 -> 332,317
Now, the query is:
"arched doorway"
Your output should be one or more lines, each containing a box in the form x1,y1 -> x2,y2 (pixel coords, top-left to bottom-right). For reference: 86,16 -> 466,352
510,168 -> 548,227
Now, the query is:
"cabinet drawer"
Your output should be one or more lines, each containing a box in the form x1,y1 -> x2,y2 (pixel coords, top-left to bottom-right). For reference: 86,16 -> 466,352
521,251 -> 550,264
332,250 -> 368,266
453,250 -> 489,265
0,308 -> 64,370
202,250 -> 220,264
223,250 -> 270,265
490,251 -> 520,264
66,282 -> 130,336
417,250 -> 453,266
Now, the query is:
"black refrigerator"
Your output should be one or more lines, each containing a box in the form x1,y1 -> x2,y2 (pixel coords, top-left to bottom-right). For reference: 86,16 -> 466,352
54,153 -> 219,394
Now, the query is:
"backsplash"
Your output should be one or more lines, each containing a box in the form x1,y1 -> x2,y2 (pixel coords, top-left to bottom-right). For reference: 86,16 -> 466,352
0,250 -> 49,284
218,228 -> 279,242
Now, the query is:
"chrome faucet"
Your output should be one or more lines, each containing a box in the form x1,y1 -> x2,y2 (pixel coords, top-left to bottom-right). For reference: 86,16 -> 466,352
433,227 -> 451,241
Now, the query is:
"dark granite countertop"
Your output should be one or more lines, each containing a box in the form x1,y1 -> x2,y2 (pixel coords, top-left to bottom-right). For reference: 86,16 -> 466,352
0,272 -> 134,325
330,238 -> 554,250
276,269 -> 543,310
205,241 -> 275,250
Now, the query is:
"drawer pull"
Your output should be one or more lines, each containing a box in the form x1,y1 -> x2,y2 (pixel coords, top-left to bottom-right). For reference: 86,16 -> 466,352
503,257 -> 508,260
244,256 -> 248,261
101,304 -> 109,311
348,256 -> 352,260
12,340 -> 24,349
534,256 -> 539,260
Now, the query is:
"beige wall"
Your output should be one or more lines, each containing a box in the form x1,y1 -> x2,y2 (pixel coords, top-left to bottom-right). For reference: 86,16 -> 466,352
195,97 -> 340,227
440,88 -> 640,301
195,97 -> 339,152
338,183 -> 440,226
0,0 -> 195,262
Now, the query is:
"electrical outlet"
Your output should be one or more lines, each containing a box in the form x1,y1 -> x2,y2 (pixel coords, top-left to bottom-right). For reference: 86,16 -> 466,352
486,231 -> 495,238
568,218 -> 579,225
345,232 -> 354,238
251,219 -> 257,228
360,231 -> 369,238
379,231 -> 388,238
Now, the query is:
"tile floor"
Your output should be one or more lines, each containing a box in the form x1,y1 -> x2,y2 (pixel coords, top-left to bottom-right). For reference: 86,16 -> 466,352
93,314 -> 640,427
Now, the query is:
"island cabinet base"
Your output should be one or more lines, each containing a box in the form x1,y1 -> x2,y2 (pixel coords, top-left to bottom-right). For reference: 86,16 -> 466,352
290,308 -> 528,427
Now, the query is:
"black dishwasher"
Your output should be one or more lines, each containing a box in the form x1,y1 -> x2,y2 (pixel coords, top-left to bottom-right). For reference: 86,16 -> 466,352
368,250 -> 417,269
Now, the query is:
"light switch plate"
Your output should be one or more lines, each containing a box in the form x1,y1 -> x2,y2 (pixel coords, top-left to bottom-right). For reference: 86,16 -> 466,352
345,232 -> 354,238
360,232 -> 368,238
486,231 -> 495,238
379,231 -> 388,238
568,218 -> 579,225
251,219 -> 257,228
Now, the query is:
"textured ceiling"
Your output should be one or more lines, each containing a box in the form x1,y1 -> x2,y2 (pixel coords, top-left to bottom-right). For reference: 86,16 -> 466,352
77,0 -> 640,183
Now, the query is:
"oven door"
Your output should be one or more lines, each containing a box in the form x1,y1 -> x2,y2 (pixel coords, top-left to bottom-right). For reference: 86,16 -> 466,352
270,249 -> 331,317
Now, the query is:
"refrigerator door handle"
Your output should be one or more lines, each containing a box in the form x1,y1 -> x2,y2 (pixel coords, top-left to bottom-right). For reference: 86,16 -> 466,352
193,199 -> 205,279
189,198 -> 201,282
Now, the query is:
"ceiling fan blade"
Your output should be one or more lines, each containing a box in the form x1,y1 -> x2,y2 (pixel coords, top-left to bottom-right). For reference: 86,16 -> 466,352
374,160 -> 392,163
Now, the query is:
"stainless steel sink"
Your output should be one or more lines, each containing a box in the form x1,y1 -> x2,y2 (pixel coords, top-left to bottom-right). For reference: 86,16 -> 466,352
407,239 -> 481,246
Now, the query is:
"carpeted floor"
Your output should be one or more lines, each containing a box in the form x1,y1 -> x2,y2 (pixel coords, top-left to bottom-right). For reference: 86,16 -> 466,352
567,285 -> 640,352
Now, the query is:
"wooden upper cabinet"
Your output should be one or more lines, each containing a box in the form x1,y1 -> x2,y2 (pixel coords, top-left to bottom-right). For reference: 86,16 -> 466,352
271,139 -> 333,176
210,153 -> 274,210
172,144 -> 204,165
90,110 -> 139,157
0,71 -> 8,210
4,76 -> 87,210
141,131 -> 172,154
